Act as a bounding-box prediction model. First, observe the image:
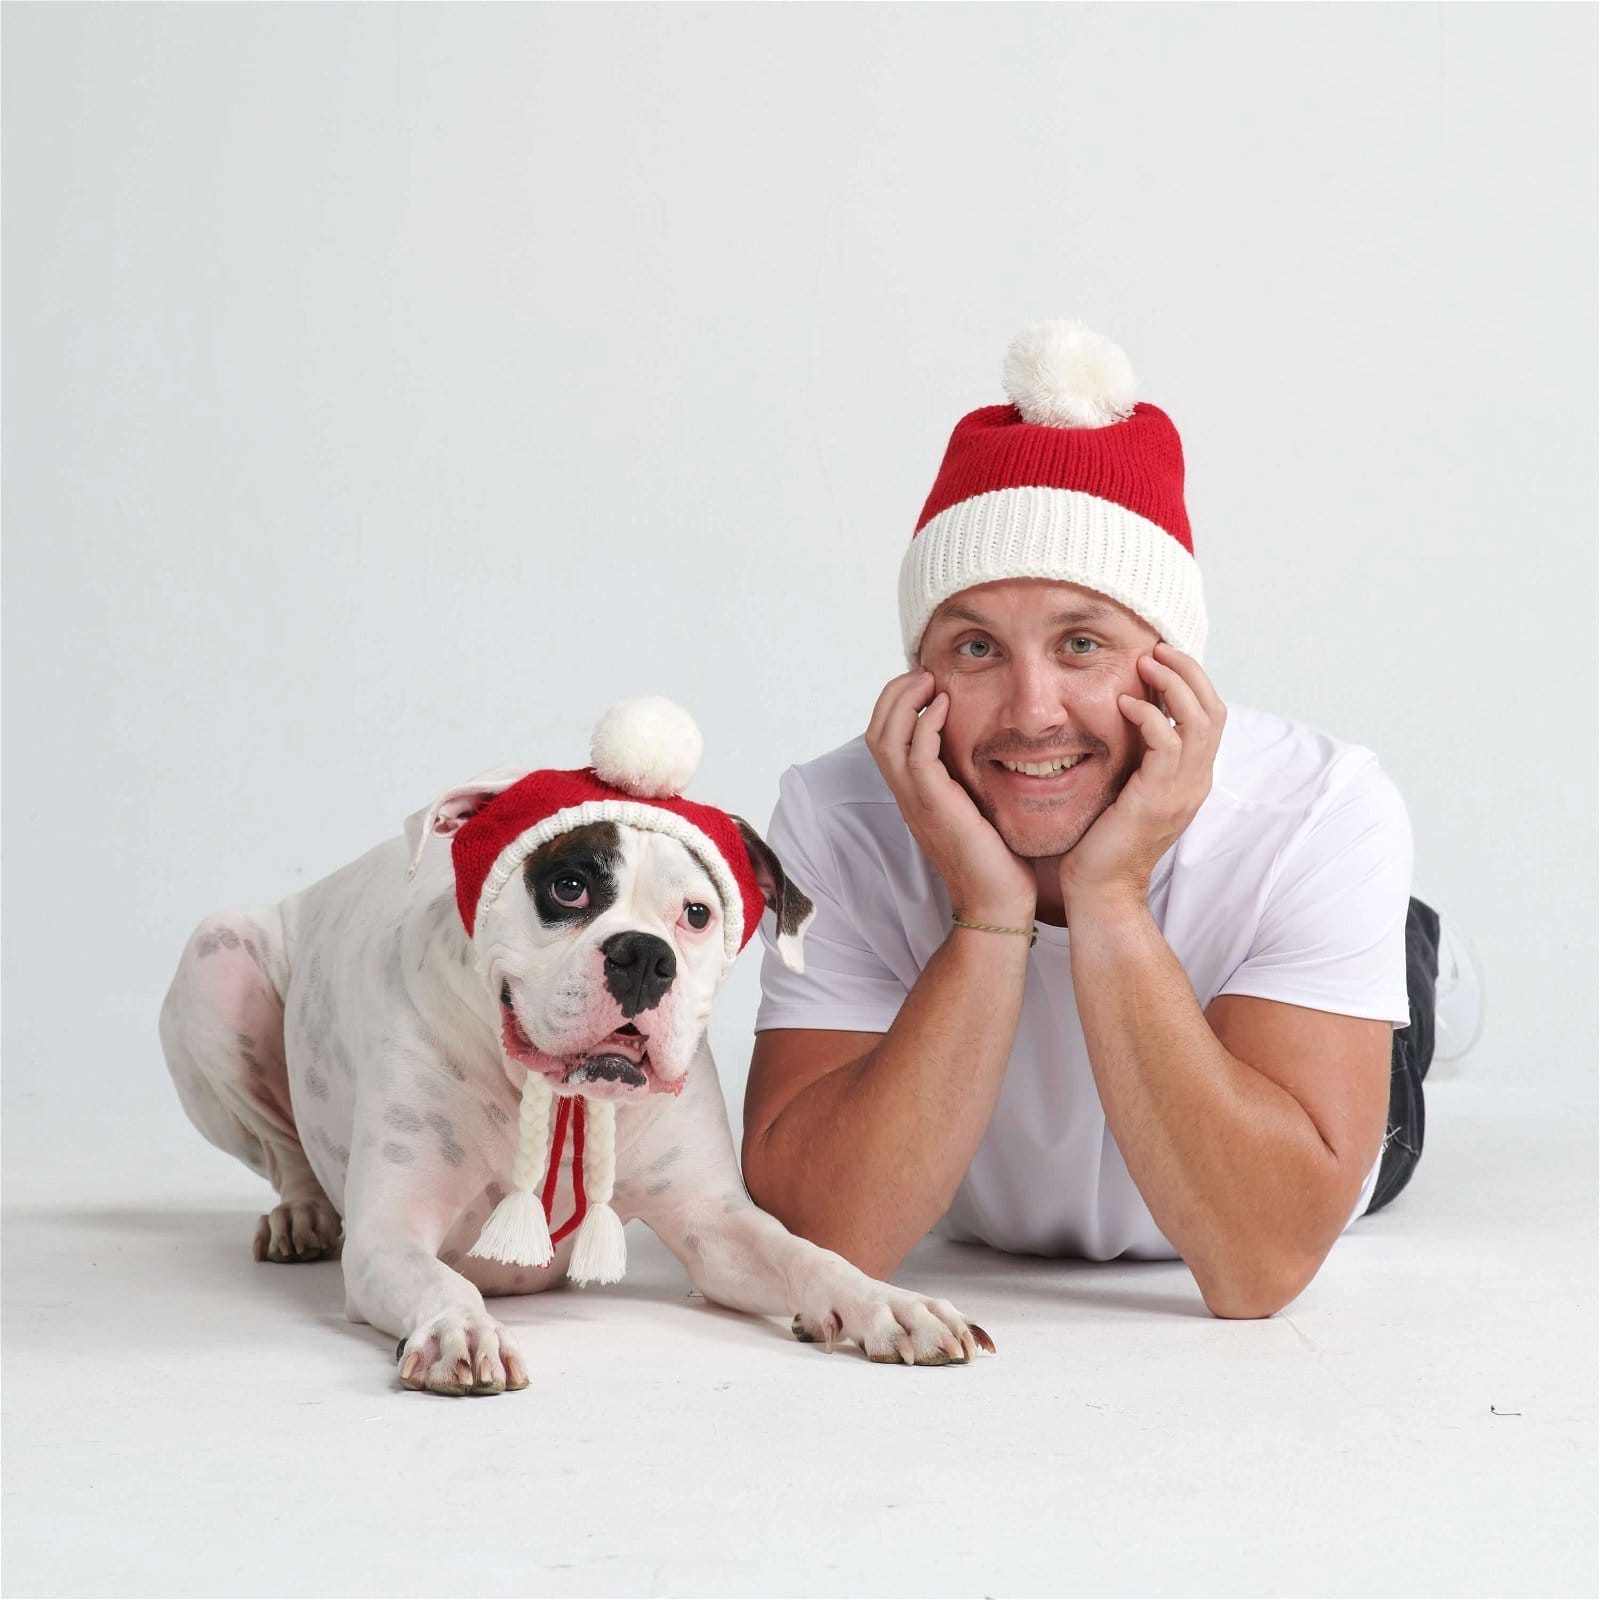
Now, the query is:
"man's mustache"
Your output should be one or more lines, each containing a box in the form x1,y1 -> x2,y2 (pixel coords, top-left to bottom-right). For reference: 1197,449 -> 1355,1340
972,734 -> 1107,762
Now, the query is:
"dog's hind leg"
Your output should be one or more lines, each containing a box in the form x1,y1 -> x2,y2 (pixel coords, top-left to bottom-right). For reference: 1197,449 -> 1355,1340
159,908 -> 341,1262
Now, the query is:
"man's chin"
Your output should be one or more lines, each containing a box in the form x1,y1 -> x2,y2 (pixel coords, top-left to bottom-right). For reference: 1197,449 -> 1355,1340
972,766 -> 1128,860
993,820 -> 1095,861
981,792 -> 1104,860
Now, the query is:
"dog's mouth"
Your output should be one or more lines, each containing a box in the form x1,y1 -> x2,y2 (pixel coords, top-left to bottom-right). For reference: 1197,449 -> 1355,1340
498,985 -> 679,1099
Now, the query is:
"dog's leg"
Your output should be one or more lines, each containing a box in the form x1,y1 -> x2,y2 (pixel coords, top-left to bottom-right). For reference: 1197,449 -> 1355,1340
341,1061 -> 531,1396
160,910 -> 341,1262
622,1047 -> 992,1366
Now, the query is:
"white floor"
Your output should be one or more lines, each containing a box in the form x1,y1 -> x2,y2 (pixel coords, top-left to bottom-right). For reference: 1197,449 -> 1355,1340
3,1067 -> 1596,1599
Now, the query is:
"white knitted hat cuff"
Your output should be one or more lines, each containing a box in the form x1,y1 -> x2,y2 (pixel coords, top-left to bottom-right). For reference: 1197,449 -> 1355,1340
898,485 -> 1208,666
474,800 -> 746,966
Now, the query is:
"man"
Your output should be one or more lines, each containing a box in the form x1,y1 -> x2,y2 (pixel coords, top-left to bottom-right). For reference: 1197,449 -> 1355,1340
741,319 -> 1477,1319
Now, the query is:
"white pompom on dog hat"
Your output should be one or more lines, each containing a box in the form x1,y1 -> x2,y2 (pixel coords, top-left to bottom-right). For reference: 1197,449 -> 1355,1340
449,697 -> 766,962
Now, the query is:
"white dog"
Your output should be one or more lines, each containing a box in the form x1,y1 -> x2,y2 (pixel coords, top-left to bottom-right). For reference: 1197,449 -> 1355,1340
160,699 -> 991,1394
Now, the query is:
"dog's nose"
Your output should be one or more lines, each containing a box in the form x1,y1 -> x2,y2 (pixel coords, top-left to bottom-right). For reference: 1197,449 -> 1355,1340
600,931 -> 676,1016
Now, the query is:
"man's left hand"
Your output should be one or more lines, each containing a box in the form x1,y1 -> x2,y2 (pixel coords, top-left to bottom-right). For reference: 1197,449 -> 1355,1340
1059,641 -> 1226,915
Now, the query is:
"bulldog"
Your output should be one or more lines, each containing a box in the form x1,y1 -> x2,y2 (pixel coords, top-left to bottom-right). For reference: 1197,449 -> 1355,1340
159,699 -> 991,1394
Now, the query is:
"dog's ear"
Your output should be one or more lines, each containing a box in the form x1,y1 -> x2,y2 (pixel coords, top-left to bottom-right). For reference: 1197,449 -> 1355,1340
404,764 -> 528,879
731,816 -> 816,973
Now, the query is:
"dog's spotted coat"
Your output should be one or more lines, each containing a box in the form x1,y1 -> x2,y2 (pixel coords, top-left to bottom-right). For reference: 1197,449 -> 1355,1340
160,812 -> 990,1393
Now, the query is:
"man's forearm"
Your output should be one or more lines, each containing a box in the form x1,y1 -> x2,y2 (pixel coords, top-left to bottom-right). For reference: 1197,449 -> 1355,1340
1067,891 -> 1354,1317
745,928 -> 1029,1279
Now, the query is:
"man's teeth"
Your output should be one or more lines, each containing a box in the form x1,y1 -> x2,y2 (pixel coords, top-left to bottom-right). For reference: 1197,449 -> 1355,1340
999,755 -> 1088,776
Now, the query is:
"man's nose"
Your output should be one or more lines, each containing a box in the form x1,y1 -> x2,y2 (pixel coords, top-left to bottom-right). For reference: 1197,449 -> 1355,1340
1000,658 -> 1069,740
601,931 -> 677,1016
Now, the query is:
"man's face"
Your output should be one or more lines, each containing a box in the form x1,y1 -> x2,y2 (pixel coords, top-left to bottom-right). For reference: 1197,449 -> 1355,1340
917,579 -> 1160,860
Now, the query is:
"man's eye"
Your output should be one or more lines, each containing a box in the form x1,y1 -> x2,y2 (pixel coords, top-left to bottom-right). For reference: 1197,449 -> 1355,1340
955,639 -> 994,659
550,875 -> 589,907
683,902 -> 711,930
1065,637 -> 1098,656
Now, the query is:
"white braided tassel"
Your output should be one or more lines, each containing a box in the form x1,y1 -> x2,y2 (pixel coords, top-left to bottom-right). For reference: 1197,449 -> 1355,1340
469,1072 -> 555,1267
569,1099 -> 626,1285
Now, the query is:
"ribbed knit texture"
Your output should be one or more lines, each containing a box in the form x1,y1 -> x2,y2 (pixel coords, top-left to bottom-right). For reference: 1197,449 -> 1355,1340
900,400 -> 1207,663
915,402 -> 1190,547
450,766 -> 767,960
900,485 -> 1207,664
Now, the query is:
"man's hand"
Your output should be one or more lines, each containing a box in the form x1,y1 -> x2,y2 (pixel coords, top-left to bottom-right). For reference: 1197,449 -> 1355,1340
1059,642 -> 1226,915
866,669 -> 1037,925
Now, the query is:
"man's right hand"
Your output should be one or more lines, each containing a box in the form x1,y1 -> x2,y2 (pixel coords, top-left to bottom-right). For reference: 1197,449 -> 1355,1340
865,669 -> 1037,927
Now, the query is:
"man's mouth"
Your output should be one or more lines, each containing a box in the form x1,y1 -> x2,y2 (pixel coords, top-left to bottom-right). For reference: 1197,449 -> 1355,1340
987,751 -> 1096,795
995,753 -> 1091,777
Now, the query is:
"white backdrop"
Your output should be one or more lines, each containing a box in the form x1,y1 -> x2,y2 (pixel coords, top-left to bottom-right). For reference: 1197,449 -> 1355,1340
4,2 -> 1596,1134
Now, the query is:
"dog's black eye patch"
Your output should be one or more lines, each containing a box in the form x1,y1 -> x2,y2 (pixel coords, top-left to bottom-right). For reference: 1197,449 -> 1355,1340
523,823 -> 621,928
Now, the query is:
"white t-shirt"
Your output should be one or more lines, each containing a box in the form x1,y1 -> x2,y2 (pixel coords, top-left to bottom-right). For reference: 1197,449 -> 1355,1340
754,704 -> 1414,1261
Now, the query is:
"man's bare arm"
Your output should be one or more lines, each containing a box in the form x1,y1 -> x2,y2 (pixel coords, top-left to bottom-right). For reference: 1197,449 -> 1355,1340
742,665 -> 1042,1278
1059,642 -> 1391,1318
1069,890 -> 1391,1319
743,926 -> 1028,1280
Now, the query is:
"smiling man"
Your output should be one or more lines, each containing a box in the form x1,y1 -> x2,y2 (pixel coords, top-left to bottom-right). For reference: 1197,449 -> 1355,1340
741,320 -> 1473,1319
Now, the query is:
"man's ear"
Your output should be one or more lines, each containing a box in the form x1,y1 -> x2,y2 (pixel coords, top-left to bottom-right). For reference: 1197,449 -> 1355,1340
403,764 -> 529,879
731,816 -> 816,973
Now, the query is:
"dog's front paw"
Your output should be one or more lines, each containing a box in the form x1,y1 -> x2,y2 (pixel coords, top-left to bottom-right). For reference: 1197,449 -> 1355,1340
396,1311 -> 529,1396
792,1291 -> 996,1367
253,1199 -> 342,1263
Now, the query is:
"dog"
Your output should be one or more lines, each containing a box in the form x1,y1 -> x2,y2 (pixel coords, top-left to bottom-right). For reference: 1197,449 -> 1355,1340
159,699 -> 991,1394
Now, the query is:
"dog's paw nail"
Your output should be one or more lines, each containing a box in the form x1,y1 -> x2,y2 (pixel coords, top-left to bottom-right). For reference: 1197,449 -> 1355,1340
396,1340 -> 407,1364
969,1323 -> 996,1354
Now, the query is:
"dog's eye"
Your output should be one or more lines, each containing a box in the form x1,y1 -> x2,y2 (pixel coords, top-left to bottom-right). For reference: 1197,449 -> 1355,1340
683,902 -> 711,930
550,875 -> 589,908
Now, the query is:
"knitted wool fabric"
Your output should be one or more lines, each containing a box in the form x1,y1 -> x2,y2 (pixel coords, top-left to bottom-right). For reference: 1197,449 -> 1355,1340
439,696 -> 771,1284
898,322 -> 1207,665
450,766 -> 767,965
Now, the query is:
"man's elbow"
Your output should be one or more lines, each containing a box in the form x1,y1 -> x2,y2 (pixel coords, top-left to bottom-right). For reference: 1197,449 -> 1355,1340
740,1125 -> 788,1223
1196,1247 -> 1326,1320
741,1133 -> 904,1282
740,1129 -> 823,1247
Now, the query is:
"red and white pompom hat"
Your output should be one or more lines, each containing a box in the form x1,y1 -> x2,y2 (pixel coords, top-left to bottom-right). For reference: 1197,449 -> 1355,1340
898,319 -> 1208,664
446,698 -> 768,967
405,697 -> 796,1286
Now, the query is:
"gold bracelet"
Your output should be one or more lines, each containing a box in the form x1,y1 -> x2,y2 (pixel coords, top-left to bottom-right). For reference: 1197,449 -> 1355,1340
951,915 -> 1038,948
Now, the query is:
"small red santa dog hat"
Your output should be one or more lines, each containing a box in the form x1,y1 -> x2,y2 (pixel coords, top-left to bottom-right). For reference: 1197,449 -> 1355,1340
403,698 -> 812,1286
899,319 -> 1207,664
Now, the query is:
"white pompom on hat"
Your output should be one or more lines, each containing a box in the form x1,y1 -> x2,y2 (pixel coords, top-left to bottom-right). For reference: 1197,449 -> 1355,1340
590,695 -> 703,797
898,319 -> 1207,665
1001,319 -> 1138,428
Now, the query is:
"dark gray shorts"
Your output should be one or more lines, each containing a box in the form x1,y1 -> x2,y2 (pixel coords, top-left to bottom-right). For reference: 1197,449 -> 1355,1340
1364,897 -> 1438,1214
